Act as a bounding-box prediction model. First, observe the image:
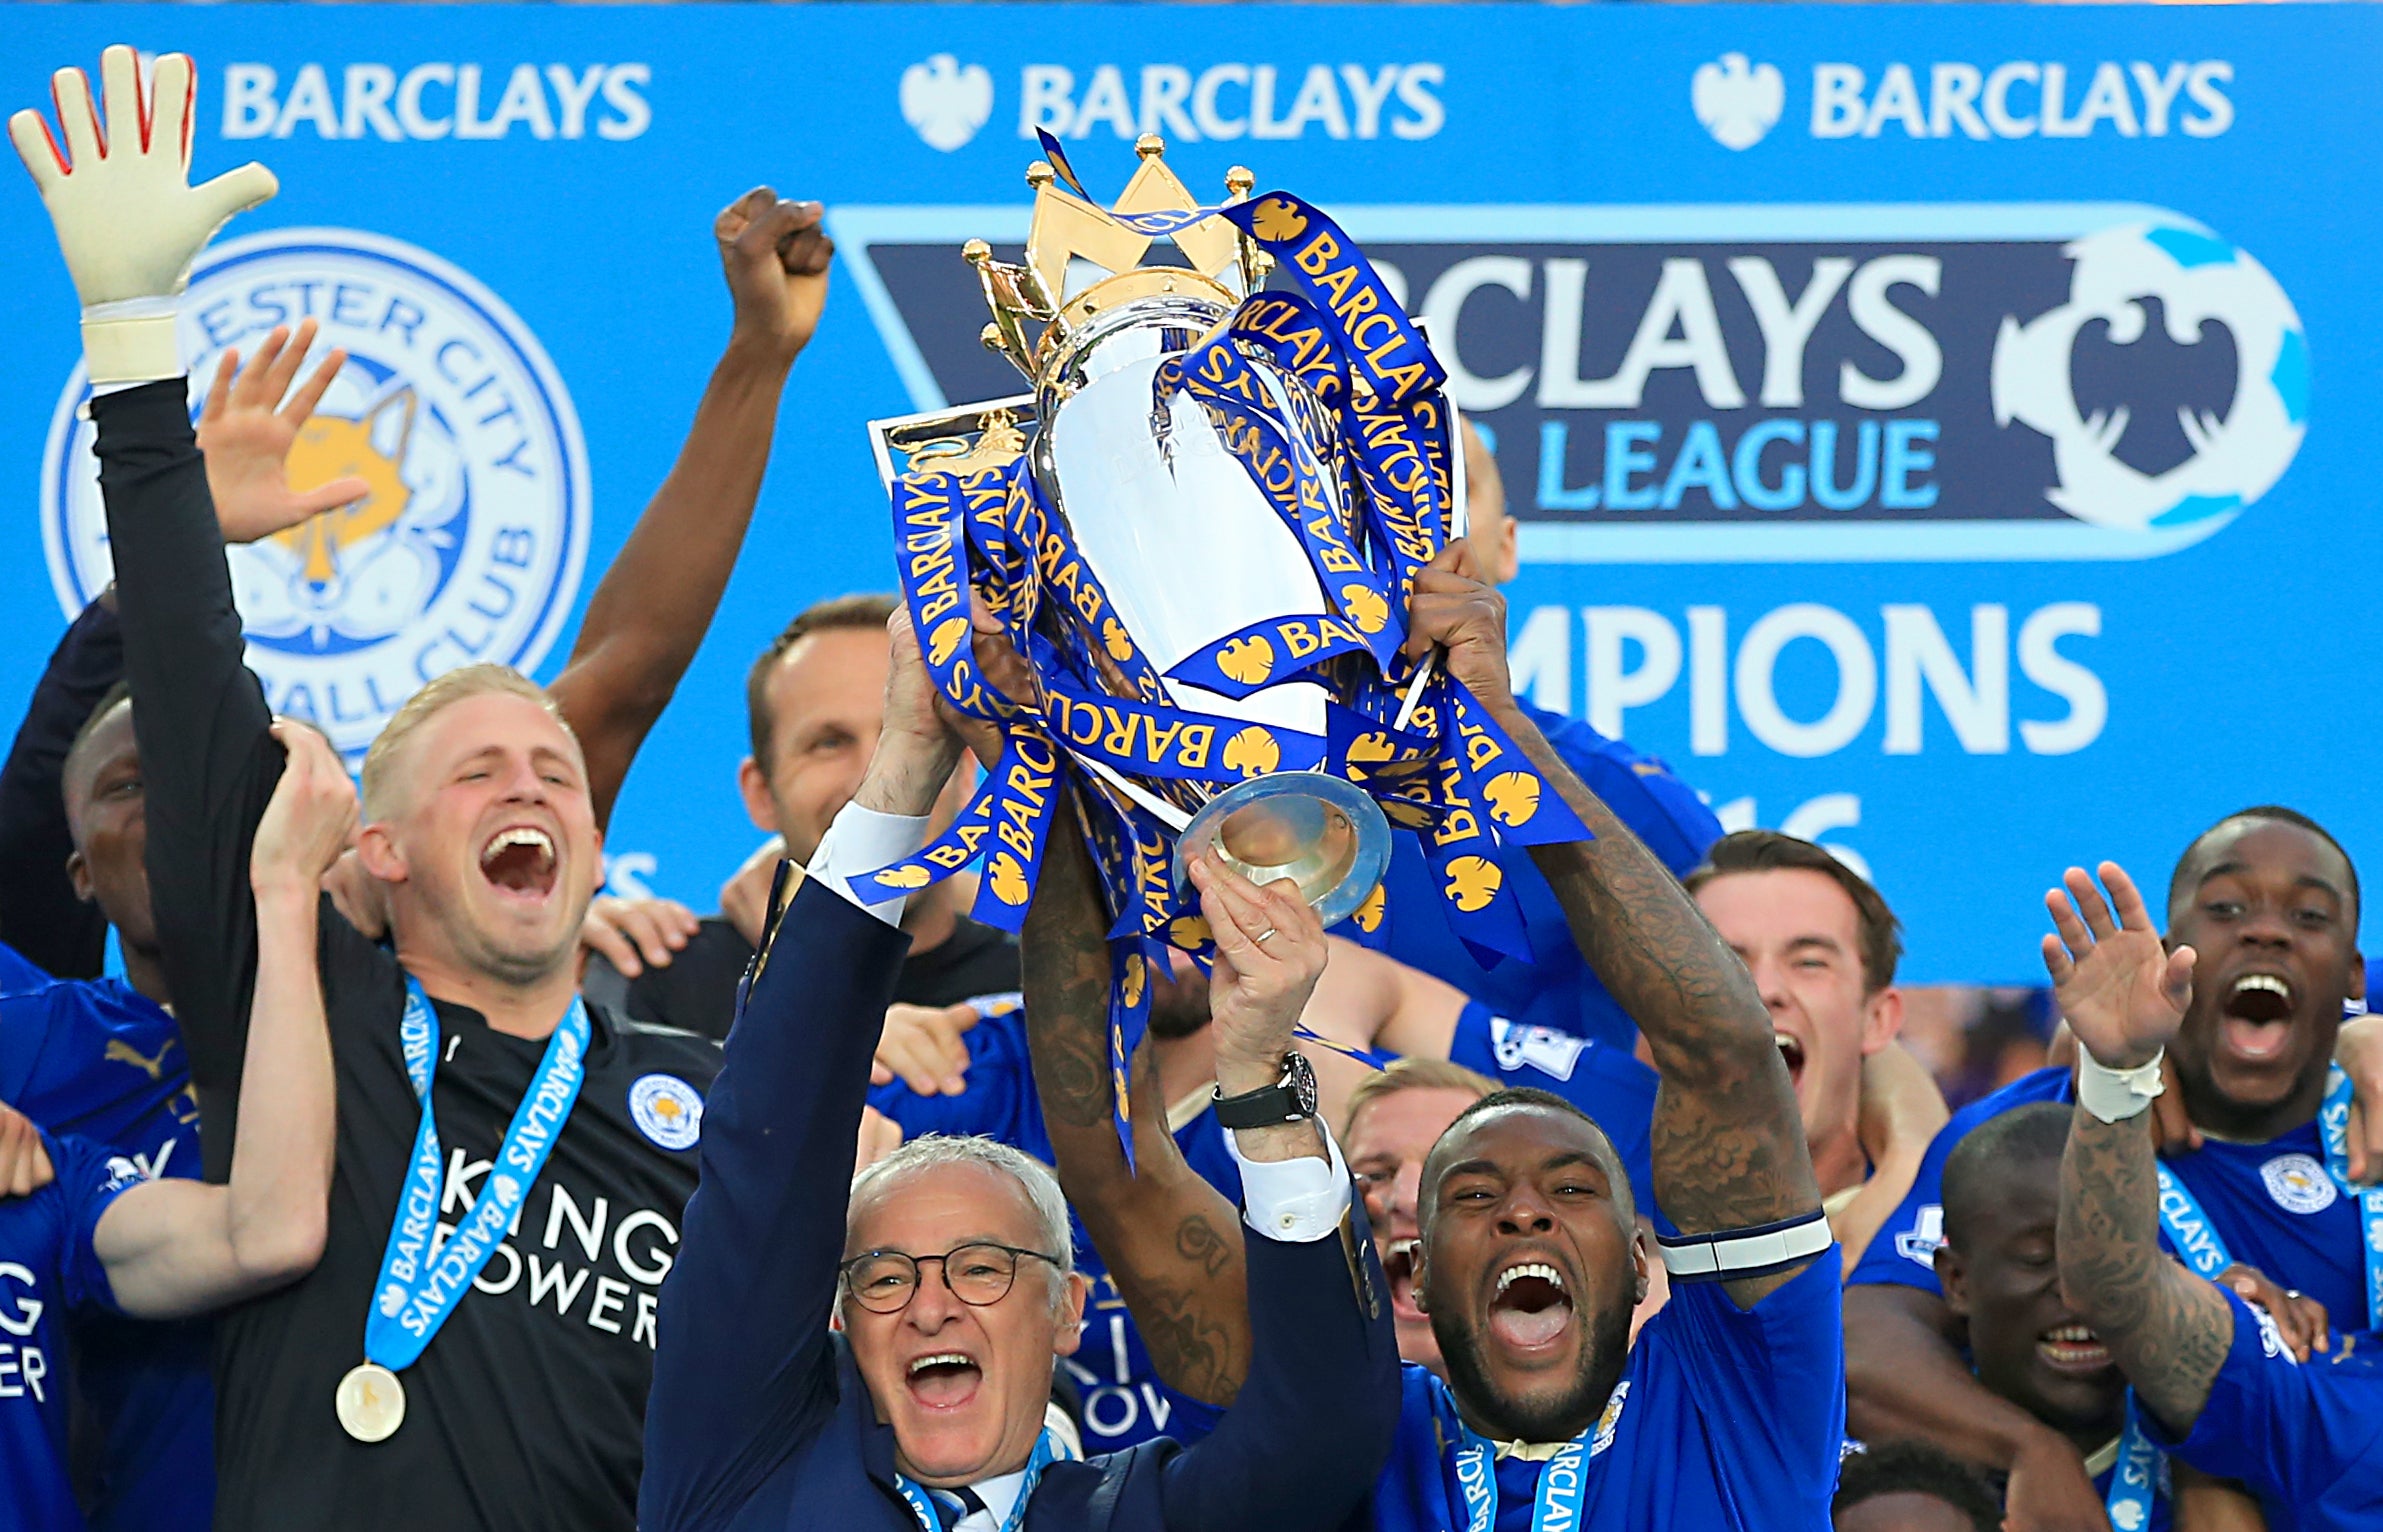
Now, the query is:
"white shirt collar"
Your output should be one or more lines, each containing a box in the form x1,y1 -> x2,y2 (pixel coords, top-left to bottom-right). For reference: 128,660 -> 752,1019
963,1467 -> 1028,1529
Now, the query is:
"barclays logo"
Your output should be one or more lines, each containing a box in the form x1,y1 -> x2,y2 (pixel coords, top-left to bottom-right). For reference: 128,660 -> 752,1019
902,54 -> 994,152
836,201 -> 2306,565
1692,54 -> 1784,150
42,229 -> 591,754
1994,222 -> 2304,534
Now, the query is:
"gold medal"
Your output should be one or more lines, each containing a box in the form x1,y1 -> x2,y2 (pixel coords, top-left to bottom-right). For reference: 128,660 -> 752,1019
335,1361 -> 406,1443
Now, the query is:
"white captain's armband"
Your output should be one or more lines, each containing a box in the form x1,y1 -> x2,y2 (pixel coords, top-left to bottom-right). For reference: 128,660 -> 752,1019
1657,1209 -> 1832,1283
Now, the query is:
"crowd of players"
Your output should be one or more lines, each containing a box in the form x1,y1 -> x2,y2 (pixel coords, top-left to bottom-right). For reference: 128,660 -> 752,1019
3,44 -> 2380,1532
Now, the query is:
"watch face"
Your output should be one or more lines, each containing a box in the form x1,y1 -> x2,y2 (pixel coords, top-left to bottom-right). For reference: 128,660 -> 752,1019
1287,1052 -> 1319,1118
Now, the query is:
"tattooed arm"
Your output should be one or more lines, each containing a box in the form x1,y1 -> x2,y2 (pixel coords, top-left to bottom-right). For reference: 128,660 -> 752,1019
2058,1107 -> 2233,1434
1022,807 -> 1251,1405
2044,860 -> 2232,1435
1404,547 -> 1821,1306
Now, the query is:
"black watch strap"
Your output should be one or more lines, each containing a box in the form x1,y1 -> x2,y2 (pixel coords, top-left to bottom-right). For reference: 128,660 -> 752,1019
1212,1052 -> 1318,1130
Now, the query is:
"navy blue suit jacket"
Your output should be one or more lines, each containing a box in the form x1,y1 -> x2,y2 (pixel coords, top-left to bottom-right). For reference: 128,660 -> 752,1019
639,878 -> 1400,1531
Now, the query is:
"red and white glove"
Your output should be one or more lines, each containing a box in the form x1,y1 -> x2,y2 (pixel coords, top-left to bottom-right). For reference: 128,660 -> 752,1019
10,47 -> 277,383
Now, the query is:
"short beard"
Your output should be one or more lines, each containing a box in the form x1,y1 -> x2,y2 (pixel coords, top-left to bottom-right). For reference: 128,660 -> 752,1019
1432,1295 -> 1632,1444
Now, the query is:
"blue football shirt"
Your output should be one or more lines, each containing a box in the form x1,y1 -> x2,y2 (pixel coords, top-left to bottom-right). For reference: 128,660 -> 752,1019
1364,701 -> 1722,1052
0,938 -> 51,992
1851,1067 -> 2367,1329
0,977 -> 211,1532
1372,1253 -> 1845,1531
0,1132 -> 145,1532
2141,1293 -> 2383,1532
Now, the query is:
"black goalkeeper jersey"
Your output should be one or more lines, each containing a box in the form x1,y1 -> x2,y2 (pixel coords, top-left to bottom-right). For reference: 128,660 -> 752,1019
96,379 -> 718,1530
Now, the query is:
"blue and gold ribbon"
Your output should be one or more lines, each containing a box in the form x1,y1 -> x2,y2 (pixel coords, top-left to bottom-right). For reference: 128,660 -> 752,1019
1042,675 -> 1325,785
1168,611 -> 1377,700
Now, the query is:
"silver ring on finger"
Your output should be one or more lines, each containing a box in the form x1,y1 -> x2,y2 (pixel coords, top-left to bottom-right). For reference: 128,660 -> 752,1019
1252,928 -> 1278,944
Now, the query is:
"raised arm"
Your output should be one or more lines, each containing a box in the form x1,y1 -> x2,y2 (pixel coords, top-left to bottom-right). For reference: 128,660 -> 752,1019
2047,861 -> 2234,1435
0,319 -> 363,991
1021,814 -> 1252,1406
1153,860 -> 1398,1527
91,720 -> 345,1317
545,191 -> 832,828
638,612 -> 936,1532
1406,546 -> 1820,1302
14,52 -> 289,1167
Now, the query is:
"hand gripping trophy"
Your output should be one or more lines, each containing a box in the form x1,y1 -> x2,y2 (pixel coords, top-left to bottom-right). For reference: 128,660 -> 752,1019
859,135 -> 1587,1143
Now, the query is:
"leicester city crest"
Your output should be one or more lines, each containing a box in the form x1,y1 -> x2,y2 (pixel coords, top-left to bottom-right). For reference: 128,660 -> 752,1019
41,228 -> 590,757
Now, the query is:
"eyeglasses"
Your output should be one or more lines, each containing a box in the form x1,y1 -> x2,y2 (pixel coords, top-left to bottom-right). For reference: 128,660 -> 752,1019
839,1242 -> 1064,1314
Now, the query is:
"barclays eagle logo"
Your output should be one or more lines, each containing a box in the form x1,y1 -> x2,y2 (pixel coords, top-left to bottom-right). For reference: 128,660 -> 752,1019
1992,222 -> 2308,535
1692,54 -> 1784,150
902,54 -> 994,152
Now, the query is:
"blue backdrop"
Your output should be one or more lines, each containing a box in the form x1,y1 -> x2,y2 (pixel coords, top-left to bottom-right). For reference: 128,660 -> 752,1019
3,4 -> 2375,983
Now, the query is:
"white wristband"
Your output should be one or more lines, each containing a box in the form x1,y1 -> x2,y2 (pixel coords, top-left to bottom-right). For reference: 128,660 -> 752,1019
2077,1047 -> 2166,1123
82,297 -> 183,386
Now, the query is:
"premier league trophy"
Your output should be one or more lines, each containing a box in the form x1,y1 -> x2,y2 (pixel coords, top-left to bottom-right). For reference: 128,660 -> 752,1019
858,136 -> 1585,1142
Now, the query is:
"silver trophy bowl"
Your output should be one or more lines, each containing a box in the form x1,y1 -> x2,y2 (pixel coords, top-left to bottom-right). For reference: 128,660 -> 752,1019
1030,291 -> 1391,926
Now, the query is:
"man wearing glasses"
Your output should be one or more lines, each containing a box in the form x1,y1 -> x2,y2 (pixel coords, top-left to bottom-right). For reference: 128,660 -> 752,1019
639,612 -> 1399,1532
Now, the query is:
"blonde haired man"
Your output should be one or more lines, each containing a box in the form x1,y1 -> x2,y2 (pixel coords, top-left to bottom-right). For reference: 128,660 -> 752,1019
18,52 -> 736,1530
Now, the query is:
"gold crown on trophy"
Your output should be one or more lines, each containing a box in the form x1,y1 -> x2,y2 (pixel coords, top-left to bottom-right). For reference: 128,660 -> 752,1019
964,134 -> 1273,381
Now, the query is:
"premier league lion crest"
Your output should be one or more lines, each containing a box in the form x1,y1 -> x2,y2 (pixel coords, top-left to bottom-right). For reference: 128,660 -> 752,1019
1992,219 -> 2308,535
42,228 -> 590,756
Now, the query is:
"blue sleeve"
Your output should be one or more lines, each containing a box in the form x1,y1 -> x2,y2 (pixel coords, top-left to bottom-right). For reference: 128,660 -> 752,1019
2142,1290 -> 2383,1520
864,1007 -> 1040,1156
0,600 -> 121,984
1847,1066 -> 2076,1294
638,878 -> 911,1532
48,1132 -> 142,1317
1650,1253 -> 1846,1516
0,942 -> 51,994
0,987 -> 57,1106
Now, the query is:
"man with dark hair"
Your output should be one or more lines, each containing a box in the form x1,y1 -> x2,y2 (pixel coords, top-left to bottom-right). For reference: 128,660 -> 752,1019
1019,546 -> 1841,1529
866,933 -> 1663,1447
1833,1442 -> 2002,1532
1933,1103 -> 2167,1528
593,592 -> 1019,1039
1688,830 -> 1946,1269
2050,860 -> 2383,1532
1848,805 -> 2373,1530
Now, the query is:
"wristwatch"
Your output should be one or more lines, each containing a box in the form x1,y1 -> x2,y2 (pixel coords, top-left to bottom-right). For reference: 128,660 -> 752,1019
1212,1051 -> 1319,1129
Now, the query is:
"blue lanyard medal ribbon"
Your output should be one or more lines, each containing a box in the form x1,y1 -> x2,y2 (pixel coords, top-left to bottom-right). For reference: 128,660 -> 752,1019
338,976 -> 590,1443
1442,1384 -> 1624,1532
894,1427 -> 1060,1532
2318,1064 -> 2383,1330
2104,1400 -> 2162,1532
2093,1160 -> 2237,1524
